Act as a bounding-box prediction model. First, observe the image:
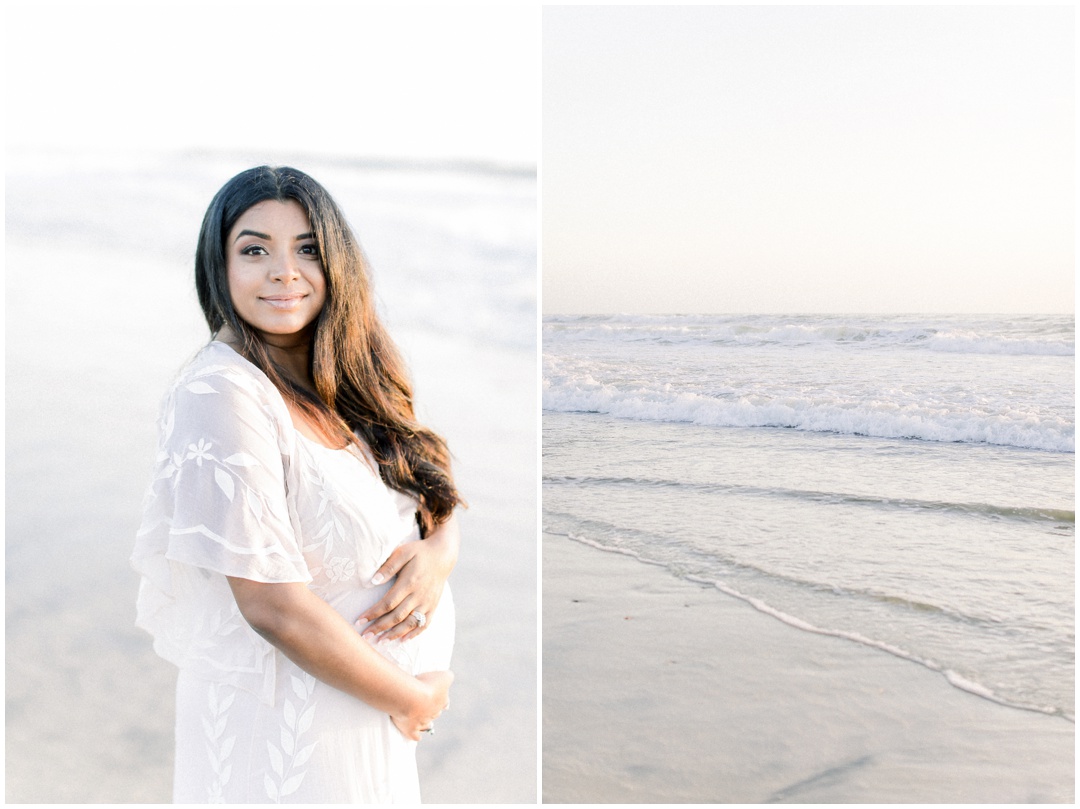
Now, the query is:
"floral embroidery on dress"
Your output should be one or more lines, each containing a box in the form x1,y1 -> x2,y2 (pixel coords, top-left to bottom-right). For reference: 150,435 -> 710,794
187,438 -> 214,466
133,342 -> 446,802
325,556 -> 357,583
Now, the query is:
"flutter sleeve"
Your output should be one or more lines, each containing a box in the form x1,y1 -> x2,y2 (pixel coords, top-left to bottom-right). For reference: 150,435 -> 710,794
132,353 -> 309,704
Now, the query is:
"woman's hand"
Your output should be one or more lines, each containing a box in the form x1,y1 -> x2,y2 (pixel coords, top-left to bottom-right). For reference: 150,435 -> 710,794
356,514 -> 460,643
227,578 -> 448,735
390,670 -> 453,741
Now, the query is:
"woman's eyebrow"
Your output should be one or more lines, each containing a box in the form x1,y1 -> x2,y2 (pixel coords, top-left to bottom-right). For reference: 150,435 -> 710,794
233,230 -> 315,242
234,229 -> 270,242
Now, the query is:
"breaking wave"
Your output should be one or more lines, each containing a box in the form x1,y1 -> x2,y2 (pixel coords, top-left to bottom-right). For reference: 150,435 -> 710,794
544,314 -> 1074,357
542,381 -> 1074,453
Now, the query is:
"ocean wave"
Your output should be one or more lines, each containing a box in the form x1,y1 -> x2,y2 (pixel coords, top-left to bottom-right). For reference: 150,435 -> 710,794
544,515 -> 1060,636
543,475 -> 1075,524
543,315 -> 1075,357
693,575 -> 1071,720
542,383 -> 1074,453
550,528 -> 1072,721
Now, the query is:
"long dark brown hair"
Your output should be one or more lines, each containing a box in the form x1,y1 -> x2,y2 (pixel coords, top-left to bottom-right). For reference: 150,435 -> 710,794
195,165 -> 462,536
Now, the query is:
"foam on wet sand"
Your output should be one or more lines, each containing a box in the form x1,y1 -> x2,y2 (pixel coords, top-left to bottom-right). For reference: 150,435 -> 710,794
543,531 -> 1073,804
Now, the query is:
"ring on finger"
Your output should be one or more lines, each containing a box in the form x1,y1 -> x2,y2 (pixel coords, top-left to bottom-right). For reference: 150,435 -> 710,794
410,610 -> 427,629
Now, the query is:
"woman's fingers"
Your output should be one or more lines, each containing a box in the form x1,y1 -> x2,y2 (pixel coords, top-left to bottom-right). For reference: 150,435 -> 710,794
385,604 -> 438,643
356,543 -> 446,639
356,548 -> 419,625
362,597 -> 438,642
357,583 -> 407,630
358,579 -> 417,635
390,670 -> 453,741
390,714 -> 421,741
368,544 -> 416,591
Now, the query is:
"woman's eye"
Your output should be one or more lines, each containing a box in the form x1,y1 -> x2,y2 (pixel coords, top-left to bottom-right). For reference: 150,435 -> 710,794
241,245 -> 268,256
299,244 -> 320,257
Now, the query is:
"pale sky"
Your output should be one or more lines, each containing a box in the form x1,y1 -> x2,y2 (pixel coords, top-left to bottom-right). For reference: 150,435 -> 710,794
543,5 -> 1074,314
6,3 -> 538,165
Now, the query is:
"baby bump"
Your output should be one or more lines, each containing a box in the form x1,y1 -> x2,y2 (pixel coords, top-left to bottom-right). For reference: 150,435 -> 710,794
369,584 -> 455,676
324,580 -> 455,676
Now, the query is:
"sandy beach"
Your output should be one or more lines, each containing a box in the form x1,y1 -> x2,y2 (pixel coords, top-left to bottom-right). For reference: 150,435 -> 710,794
542,531 -> 1073,803
5,154 -> 536,803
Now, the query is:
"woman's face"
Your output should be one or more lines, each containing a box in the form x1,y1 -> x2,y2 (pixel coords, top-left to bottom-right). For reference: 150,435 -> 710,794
225,199 -> 327,346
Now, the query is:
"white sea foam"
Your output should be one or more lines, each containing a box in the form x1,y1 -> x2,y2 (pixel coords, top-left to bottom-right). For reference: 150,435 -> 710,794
544,314 -> 1074,357
698,575 -> 1067,719
556,530 -> 1068,719
543,313 -> 1074,452
542,377 -> 1074,453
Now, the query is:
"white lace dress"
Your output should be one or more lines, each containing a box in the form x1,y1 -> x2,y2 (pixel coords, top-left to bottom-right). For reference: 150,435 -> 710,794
132,341 -> 454,803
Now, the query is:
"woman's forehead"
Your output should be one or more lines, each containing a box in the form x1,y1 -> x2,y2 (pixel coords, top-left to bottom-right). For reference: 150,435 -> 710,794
231,199 -> 312,232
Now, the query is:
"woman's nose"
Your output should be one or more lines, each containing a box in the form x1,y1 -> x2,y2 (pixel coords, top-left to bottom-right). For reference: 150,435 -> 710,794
269,252 -> 301,281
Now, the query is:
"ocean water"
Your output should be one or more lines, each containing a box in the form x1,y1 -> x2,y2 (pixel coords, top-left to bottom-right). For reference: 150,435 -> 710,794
543,313 -> 1074,720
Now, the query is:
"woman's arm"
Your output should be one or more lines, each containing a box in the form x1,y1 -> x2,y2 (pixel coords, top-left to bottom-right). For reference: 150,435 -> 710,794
356,513 -> 460,642
227,577 -> 452,740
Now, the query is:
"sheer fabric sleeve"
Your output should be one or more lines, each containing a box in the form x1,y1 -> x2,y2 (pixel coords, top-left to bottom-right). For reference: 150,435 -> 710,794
132,356 -> 309,704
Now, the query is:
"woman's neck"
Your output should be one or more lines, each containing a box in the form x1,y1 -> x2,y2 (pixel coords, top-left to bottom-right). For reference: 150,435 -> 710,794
217,323 -> 349,449
217,324 -> 316,392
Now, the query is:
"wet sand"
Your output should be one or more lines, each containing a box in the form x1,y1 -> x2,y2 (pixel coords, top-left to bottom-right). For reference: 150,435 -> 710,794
542,531 -> 1073,803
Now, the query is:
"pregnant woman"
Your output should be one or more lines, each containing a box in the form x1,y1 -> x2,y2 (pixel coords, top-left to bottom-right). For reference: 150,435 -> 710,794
132,165 -> 463,803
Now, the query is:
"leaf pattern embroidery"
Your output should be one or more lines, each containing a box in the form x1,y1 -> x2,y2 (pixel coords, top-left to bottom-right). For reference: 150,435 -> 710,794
214,467 -> 235,501
203,682 -> 237,803
299,453 -> 354,580
224,452 -> 259,467
264,672 -> 318,802
135,344 -> 438,801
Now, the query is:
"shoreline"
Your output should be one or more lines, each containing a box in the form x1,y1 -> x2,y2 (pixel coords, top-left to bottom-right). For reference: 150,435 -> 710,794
542,530 -> 1073,803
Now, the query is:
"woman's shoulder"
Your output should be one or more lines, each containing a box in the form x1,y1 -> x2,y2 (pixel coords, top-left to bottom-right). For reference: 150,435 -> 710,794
176,341 -> 270,390
165,341 -> 289,426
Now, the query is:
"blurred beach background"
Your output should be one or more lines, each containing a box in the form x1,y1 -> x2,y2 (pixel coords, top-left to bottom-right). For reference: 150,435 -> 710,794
6,4 -> 538,803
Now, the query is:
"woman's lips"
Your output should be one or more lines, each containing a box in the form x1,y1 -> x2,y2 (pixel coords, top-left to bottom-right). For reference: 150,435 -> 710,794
260,294 -> 307,309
